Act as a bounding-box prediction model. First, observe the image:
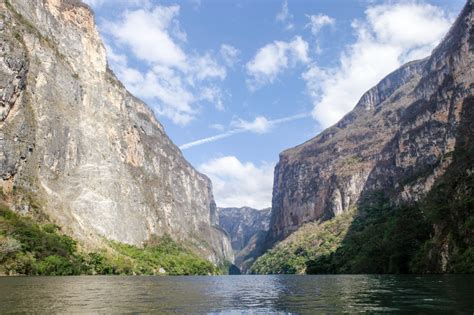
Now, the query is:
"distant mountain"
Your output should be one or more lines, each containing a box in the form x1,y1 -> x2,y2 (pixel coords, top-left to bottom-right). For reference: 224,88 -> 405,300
218,207 -> 271,272
258,0 -> 474,274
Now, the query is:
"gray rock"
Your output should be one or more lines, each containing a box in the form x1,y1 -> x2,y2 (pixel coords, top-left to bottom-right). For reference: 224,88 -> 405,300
0,0 -> 233,264
218,207 -> 271,272
218,207 -> 271,251
266,0 -> 474,250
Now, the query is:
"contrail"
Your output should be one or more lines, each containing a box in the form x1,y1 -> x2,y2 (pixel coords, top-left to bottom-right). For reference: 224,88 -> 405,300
179,112 -> 311,150
179,129 -> 245,150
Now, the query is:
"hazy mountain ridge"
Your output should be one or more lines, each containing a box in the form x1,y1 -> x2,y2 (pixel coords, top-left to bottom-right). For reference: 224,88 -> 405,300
217,207 -> 270,272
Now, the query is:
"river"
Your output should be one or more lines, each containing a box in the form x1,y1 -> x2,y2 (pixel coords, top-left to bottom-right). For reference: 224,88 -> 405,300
0,275 -> 472,313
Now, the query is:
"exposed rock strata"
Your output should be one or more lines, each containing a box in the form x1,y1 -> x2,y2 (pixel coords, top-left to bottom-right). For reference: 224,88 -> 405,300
266,0 -> 474,250
218,207 -> 270,272
0,0 -> 233,264
218,207 -> 270,251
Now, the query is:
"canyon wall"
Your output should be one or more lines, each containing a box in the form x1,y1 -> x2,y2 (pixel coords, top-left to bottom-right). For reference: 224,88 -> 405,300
218,207 -> 270,272
0,0 -> 232,264
266,0 -> 474,250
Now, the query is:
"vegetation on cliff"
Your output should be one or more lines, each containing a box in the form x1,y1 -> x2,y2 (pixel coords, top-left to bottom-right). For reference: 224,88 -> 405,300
251,209 -> 355,274
307,98 -> 474,274
2,0 -> 232,265
253,184 -> 472,275
108,237 -> 221,275
262,0 -> 473,276
0,203 -> 220,276
252,101 -> 473,275
305,195 -> 432,274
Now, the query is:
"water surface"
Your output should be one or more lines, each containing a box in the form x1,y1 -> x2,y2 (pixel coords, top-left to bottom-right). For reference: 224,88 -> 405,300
0,275 -> 472,313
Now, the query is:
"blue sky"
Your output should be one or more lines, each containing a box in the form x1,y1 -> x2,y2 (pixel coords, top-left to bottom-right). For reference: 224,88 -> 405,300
84,0 -> 464,208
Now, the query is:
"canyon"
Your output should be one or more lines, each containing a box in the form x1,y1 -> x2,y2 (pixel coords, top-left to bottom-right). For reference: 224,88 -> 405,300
1,0 -> 472,276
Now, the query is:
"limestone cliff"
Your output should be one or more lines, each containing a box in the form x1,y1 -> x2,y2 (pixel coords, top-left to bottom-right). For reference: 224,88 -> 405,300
0,0 -> 233,264
218,207 -> 270,252
218,207 -> 270,272
266,0 -> 474,250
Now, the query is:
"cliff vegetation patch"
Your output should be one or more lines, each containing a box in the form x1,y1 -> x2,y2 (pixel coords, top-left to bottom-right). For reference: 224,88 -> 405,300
0,204 -> 220,276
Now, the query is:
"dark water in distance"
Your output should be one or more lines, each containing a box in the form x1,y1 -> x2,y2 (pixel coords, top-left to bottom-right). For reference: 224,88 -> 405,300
0,275 -> 473,314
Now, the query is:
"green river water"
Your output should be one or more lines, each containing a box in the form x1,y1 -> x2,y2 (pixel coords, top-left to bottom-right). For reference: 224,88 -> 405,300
0,274 -> 472,313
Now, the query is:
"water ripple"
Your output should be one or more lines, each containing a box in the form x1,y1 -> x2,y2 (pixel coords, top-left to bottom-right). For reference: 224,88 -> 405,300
0,275 -> 473,314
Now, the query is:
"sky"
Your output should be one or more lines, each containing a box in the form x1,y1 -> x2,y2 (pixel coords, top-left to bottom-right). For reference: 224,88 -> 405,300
83,0 -> 465,209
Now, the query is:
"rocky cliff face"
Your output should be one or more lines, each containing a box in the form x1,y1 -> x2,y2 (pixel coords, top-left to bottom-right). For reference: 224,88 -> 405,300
266,0 -> 474,249
0,0 -> 232,264
218,207 -> 271,272
218,207 -> 270,252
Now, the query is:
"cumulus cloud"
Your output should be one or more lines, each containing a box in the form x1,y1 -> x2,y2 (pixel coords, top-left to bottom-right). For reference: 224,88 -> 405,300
104,6 -> 187,68
105,45 -> 196,124
180,113 -> 309,150
306,14 -> 335,35
199,156 -> 274,208
276,0 -> 294,31
101,5 -> 227,125
246,36 -> 310,90
190,53 -> 226,81
303,2 -> 452,128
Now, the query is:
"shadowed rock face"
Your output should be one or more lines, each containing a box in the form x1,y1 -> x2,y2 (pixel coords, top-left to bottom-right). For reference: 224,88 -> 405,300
218,207 -> 271,251
218,207 -> 271,272
0,0 -> 233,264
266,0 -> 474,249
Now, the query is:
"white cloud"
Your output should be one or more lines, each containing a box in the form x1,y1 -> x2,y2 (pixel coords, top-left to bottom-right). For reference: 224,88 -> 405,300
303,2 -> 452,128
366,3 -> 451,59
199,156 -> 274,208
246,36 -> 310,90
83,0 -> 151,9
199,86 -> 225,111
231,116 -> 271,134
101,5 -> 228,125
180,113 -> 310,150
306,14 -> 335,35
190,53 -> 226,81
276,0 -> 294,31
103,6 -> 186,68
220,44 -> 240,67
105,45 -> 196,125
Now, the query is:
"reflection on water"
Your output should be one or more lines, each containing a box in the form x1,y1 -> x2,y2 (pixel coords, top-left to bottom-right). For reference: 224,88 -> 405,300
0,275 -> 473,313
